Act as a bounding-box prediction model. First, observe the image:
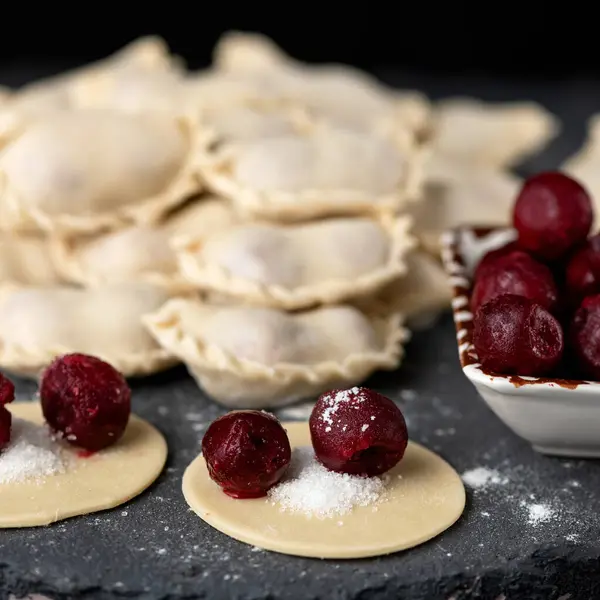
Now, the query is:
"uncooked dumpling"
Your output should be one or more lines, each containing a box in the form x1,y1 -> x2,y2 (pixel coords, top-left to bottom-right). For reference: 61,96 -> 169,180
201,126 -> 425,221
0,282 -> 176,378
188,69 -> 294,113
212,31 -> 431,138
0,37 -> 182,146
0,110 -> 204,234
54,226 -> 175,287
143,299 -> 407,408
18,36 -> 180,102
0,234 -> 63,285
290,73 -> 430,139
52,197 -> 239,288
212,31 -> 291,73
0,92 -> 69,150
364,250 -> 452,329
69,67 -> 189,114
175,214 -> 415,309
431,97 -> 559,168
411,157 -> 521,255
201,103 -> 311,147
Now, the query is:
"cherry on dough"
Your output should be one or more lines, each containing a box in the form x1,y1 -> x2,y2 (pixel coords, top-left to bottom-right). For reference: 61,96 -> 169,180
0,372 -> 15,451
40,353 -> 131,452
183,421 -> 466,559
202,410 -> 291,499
309,387 -> 408,476
0,402 -> 167,528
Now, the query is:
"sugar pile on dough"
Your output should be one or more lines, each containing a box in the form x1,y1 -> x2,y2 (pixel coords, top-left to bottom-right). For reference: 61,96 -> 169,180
0,418 -> 67,484
268,447 -> 385,518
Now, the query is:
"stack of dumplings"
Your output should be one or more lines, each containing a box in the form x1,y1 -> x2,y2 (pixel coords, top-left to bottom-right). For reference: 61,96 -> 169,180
0,32 -> 559,409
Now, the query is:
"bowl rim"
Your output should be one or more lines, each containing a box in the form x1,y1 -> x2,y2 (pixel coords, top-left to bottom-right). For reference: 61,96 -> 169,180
440,225 -> 600,394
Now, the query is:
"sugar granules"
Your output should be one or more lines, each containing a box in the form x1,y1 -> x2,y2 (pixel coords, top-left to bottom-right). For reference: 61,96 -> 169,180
268,447 -> 386,518
462,467 -> 554,527
460,461 -> 591,536
320,387 -> 362,425
0,418 -> 67,484
522,501 -> 554,526
318,386 -> 372,434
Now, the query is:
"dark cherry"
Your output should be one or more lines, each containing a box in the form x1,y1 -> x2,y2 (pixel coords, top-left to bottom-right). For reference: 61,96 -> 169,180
473,241 -> 521,282
571,295 -> 600,380
0,372 -> 15,451
40,353 -> 131,452
202,411 -> 291,499
471,251 -> 559,314
566,234 -> 600,306
309,387 -> 408,476
473,294 -> 564,376
513,171 -> 593,261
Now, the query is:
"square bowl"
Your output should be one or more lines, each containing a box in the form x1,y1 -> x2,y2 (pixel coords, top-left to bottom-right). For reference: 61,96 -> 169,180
440,226 -> 600,458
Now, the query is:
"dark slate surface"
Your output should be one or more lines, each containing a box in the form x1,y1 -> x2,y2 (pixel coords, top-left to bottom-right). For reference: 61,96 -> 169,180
2,64 -> 600,600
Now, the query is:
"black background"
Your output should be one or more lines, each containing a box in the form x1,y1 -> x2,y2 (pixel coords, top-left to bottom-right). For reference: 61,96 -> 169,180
0,5 -> 594,77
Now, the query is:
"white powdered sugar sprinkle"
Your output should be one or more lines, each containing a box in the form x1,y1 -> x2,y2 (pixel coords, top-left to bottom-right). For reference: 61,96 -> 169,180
522,501 -> 554,526
268,447 -> 385,518
459,461 -> 590,536
319,387 -> 369,428
461,466 -> 508,489
0,418 -> 67,484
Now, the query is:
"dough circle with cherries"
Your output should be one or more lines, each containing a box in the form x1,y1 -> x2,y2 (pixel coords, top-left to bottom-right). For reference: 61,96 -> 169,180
183,421 -> 465,559
0,402 -> 167,528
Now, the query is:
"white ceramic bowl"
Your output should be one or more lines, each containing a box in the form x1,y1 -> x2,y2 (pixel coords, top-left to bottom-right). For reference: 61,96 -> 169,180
441,226 -> 600,458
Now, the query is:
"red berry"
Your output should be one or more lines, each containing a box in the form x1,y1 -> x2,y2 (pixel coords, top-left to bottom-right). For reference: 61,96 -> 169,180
473,294 -> 564,376
566,234 -> 600,306
474,241 -> 521,282
471,251 -> 559,314
0,372 -> 15,451
40,353 -> 131,452
202,411 -> 291,499
309,387 -> 408,476
0,409 -> 10,452
513,171 -> 593,261
571,294 -> 600,380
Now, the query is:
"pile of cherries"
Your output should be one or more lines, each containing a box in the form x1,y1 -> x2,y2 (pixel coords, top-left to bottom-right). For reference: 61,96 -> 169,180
0,353 -> 131,452
471,171 -> 600,380
202,387 -> 408,499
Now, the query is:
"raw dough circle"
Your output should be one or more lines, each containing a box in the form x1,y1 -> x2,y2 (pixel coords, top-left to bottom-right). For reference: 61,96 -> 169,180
0,402 -> 167,528
183,421 -> 465,559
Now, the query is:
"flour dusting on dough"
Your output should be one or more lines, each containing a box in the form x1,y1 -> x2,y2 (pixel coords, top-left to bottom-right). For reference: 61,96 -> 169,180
0,418 -> 67,484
